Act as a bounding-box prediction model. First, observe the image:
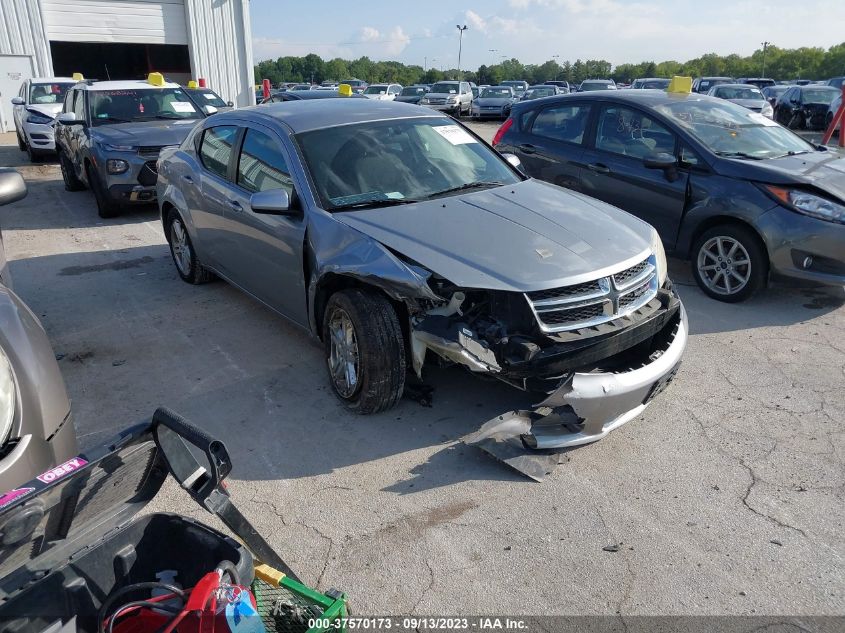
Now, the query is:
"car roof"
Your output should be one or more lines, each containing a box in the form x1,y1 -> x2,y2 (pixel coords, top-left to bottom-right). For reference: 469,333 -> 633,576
30,77 -> 76,84
225,100 -> 447,133
582,79 -> 613,83
711,83 -> 761,89
77,79 -> 182,91
516,90 -> 723,109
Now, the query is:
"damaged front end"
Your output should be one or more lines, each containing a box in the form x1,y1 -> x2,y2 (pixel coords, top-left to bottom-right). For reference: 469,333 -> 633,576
409,254 -> 688,478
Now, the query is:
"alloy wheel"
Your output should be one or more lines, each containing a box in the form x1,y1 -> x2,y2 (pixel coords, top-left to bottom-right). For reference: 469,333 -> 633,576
696,236 -> 751,296
170,219 -> 192,276
327,307 -> 360,398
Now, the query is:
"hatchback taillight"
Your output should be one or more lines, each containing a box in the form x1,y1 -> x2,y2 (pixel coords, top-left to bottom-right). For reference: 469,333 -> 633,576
492,117 -> 513,146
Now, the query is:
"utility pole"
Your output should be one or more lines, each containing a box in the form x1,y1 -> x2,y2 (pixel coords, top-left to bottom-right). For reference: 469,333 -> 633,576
553,54 -> 560,79
424,56 -> 427,72
489,48 -> 497,64
456,24 -> 468,75
760,41 -> 769,78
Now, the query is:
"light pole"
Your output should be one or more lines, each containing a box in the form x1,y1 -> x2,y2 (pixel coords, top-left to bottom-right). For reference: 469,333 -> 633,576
489,48 -> 497,65
456,24 -> 468,75
424,56 -> 427,72
761,41 -> 769,78
552,54 -> 560,80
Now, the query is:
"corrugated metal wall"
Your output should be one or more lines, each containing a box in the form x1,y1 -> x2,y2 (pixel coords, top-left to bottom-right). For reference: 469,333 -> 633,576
184,0 -> 254,107
42,0 -> 188,45
0,0 -> 52,75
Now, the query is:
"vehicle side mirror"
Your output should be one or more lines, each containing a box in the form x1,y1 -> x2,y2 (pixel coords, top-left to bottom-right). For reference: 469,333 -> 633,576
11,97 -> 24,106
227,101 -> 234,107
643,152 -> 677,170
0,169 -> 27,207
501,152 -> 525,174
250,189 -> 296,215
203,105 -> 218,115
57,112 -> 81,125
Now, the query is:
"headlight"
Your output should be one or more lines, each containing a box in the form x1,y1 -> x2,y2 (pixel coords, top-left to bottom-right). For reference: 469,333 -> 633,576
447,96 -> 458,103
420,98 -> 430,104
650,230 -> 668,286
106,159 -> 129,174
102,144 -> 137,152
764,185 -> 845,224
26,112 -> 53,125
761,103 -> 773,118
0,347 -> 16,445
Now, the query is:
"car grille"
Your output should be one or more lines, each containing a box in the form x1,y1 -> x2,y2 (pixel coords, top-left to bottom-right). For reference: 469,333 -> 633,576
525,255 -> 659,333
427,98 -> 447,104
137,161 -> 158,186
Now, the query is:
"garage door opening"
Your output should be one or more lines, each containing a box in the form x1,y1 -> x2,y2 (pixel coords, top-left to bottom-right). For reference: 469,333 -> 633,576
49,42 -> 191,84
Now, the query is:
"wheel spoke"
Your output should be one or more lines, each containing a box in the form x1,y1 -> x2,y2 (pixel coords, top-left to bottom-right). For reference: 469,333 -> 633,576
700,264 -> 719,271
732,258 -> 749,266
702,249 -> 719,262
723,272 -> 733,293
726,241 -> 739,259
730,269 -> 748,283
716,238 -> 726,259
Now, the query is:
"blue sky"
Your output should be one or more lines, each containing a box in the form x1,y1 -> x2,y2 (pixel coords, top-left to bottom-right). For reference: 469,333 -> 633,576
250,0 -> 845,68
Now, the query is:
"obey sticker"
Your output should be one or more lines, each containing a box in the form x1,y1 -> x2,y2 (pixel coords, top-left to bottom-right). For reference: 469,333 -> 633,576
0,487 -> 34,509
36,457 -> 88,484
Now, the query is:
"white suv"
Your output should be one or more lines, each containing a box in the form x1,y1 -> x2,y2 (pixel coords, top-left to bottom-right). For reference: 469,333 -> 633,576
363,84 -> 402,100
11,77 -> 76,162
419,81 -> 473,117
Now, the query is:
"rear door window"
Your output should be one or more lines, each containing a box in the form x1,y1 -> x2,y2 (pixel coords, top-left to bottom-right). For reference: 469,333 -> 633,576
199,125 -> 239,179
595,105 -> 676,159
529,104 -> 591,144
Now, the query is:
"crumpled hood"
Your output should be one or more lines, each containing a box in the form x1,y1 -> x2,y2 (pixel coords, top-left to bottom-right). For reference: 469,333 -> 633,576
728,98 -> 766,111
333,179 -> 654,292
25,103 -> 62,118
91,119 -> 198,147
737,150 -> 845,202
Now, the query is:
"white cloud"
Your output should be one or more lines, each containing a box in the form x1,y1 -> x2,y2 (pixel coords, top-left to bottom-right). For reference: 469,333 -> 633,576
359,26 -> 380,42
464,10 -> 488,33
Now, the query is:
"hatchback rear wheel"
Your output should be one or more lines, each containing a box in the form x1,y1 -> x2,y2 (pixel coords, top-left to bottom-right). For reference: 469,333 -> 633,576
692,225 -> 767,302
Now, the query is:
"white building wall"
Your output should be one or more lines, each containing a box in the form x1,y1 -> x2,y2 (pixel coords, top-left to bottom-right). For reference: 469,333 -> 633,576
184,0 -> 254,107
0,0 -> 52,75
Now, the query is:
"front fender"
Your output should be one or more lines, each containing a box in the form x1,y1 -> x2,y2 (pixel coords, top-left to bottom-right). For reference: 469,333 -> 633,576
305,211 -> 440,335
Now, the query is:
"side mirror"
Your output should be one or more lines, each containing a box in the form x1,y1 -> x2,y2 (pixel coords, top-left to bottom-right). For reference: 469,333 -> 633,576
643,152 -> 677,170
501,152 -> 525,174
57,112 -> 81,125
203,105 -> 218,115
0,169 -> 27,207
226,101 -> 234,108
250,189 -> 295,215
11,97 -> 24,106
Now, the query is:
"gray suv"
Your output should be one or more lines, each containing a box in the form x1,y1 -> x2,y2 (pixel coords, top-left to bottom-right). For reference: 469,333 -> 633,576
419,81 -> 473,116
55,77 -> 204,218
0,169 -> 78,491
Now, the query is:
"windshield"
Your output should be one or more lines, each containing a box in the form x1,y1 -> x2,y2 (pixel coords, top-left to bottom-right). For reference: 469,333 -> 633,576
295,118 -> 520,210
400,87 -> 426,96
655,99 -> 814,159
431,82 -> 459,94
29,82 -> 73,104
524,87 -> 555,98
698,79 -> 731,92
89,88 -> 201,125
642,80 -> 670,89
364,86 -> 388,95
713,86 -> 763,100
292,85 -> 311,90
801,89 -> 838,104
481,88 -> 512,98
581,82 -> 614,91
187,89 -> 227,108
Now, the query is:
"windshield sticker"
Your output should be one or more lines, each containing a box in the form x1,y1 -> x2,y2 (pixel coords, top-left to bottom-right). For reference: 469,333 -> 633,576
746,112 -> 778,126
203,93 -> 217,100
433,125 -> 477,145
37,457 -> 88,484
0,487 -> 34,509
170,101 -> 195,113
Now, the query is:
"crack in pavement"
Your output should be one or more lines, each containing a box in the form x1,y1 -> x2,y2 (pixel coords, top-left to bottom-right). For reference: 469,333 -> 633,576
410,555 -> 436,615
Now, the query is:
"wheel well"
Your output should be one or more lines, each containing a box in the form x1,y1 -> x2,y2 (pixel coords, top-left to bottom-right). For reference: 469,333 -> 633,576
688,216 -> 768,262
313,274 -> 409,344
161,201 -> 176,228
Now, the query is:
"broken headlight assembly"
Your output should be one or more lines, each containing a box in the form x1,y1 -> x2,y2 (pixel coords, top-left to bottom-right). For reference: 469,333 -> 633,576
650,229 -> 668,286
763,185 -> 845,225
0,347 -> 16,446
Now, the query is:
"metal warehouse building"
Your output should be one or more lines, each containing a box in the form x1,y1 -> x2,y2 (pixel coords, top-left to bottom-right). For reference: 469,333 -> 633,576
0,0 -> 255,132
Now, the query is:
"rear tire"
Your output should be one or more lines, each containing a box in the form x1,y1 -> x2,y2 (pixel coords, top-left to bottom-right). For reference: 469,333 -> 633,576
691,224 -> 768,303
166,211 -> 214,284
17,133 -> 26,152
26,143 -> 41,163
322,288 -> 406,414
59,151 -> 85,191
85,163 -> 119,218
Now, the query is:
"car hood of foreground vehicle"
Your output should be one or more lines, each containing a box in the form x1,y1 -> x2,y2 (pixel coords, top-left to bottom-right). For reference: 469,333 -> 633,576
333,179 -> 654,292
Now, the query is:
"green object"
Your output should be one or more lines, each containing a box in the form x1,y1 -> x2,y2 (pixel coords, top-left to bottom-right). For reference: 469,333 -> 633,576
252,573 -> 348,633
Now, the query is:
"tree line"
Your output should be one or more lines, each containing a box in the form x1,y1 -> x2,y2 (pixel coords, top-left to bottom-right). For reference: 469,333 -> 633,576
255,43 -> 845,88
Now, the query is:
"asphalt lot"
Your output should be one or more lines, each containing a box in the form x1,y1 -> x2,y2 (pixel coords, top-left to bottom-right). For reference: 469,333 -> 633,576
0,125 -> 843,617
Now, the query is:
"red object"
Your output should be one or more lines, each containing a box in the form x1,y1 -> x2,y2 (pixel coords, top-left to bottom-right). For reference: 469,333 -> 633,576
821,84 -> 845,148
492,117 -> 514,146
262,79 -> 271,100
198,78 -> 207,88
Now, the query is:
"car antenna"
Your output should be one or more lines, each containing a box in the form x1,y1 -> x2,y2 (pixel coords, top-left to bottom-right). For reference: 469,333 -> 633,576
104,64 -> 111,80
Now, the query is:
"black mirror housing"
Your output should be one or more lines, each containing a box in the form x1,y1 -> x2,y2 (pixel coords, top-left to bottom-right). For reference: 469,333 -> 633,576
643,152 -> 677,170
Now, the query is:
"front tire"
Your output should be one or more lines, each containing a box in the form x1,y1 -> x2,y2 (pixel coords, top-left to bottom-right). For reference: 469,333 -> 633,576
322,288 -> 406,414
85,163 -> 119,218
59,151 -> 85,191
17,133 -> 26,151
166,212 -> 213,284
26,142 -> 41,163
692,225 -> 768,303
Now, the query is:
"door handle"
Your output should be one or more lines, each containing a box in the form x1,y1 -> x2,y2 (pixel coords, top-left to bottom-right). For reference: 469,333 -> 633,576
228,199 -> 243,212
587,163 -> 611,175
518,143 -> 536,155
182,174 -> 194,183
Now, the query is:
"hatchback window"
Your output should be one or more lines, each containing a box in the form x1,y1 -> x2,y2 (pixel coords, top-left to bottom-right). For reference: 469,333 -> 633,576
200,126 -> 238,179
530,104 -> 590,144
596,106 -> 675,159
295,118 -> 520,210
237,129 -> 293,194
